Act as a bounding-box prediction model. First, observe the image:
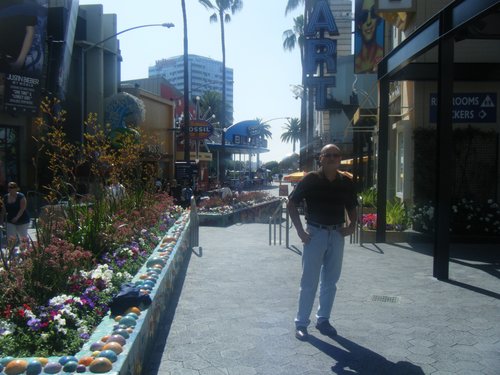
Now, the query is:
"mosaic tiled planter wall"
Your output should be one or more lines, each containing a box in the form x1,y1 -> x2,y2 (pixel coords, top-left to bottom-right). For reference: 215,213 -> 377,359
0,212 -> 196,375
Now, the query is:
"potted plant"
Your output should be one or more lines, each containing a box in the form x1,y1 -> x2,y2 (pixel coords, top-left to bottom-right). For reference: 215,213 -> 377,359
361,198 -> 409,243
359,187 -> 377,214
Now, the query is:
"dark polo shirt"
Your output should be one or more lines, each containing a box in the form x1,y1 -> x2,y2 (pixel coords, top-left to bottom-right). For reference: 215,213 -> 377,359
288,169 -> 358,225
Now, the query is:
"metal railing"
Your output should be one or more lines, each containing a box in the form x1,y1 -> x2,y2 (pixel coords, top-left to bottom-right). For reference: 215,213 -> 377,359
268,198 -> 290,247
354,196 -> 364,245
268,197 -> 363,247
189,196 -> 199,248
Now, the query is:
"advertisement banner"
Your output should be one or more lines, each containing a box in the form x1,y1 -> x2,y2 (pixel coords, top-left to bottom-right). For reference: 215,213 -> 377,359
0,0 -> 48,113
354,0 -> 384,74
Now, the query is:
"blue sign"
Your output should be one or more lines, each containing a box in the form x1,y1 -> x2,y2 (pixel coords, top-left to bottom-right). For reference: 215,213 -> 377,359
429,93 -> 497,123
232,134 -> 267,148
304,0 -> 338,110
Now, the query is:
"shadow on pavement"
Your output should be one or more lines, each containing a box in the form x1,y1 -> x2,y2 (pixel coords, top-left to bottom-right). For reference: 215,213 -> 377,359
372,242 -> 500,300
287,245 -> 302,255
192,246 -> 203,257
444,278 -> 500,300
143,247 -> 193,375
359,244 -> 385,254
308,334 -> 425,375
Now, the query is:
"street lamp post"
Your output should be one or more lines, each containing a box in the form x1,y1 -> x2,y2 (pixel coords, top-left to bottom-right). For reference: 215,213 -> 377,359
82,23 -> 174,53
78,22 -> 174,140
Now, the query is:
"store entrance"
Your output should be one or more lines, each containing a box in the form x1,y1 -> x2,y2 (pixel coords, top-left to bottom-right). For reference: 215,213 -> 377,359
0,126 -> 19,192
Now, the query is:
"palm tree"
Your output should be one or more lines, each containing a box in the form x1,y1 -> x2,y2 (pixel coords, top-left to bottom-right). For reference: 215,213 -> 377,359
199,90 -> 223,122
283,15 -> 305,62
253,118 -> 273,169
281,117 -> 301,153
282,15 -> 306,166
285,0 -> 317,17
199,0 -> 243,183
254,118 -> 273,141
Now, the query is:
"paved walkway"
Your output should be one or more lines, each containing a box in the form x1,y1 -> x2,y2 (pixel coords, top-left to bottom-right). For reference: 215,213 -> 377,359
144,204 -> 500,375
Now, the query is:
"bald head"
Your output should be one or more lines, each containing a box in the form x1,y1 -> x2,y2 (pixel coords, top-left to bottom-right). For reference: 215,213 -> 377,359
321,144 -> 341,155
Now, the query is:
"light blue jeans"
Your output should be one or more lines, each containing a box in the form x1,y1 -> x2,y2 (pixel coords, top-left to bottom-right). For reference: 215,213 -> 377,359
295,224 -> 345,328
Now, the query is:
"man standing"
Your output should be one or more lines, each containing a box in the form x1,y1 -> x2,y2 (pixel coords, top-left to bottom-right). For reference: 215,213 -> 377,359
287,144 -> 358,341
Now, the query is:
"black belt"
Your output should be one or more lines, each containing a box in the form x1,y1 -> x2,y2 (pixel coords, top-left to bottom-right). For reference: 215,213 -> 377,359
306,221 -> 343,230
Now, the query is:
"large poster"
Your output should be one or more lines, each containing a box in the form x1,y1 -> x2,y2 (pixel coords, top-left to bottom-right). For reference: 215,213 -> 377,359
354,0 -> 384,74
0,0 -> 48,113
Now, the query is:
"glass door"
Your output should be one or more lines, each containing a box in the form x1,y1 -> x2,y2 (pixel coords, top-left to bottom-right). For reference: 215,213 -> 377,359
0,126 -> 19,192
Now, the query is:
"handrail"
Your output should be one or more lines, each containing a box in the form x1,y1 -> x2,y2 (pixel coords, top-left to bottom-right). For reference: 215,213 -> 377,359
189,196 -> 199,248
347,196 -> 363,245
268,198 -> 289,247
268,196 -> 362,246
356,196 -> 363,245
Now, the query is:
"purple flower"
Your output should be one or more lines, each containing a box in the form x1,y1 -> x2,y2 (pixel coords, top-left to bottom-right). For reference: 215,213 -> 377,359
27,317 -> 42,331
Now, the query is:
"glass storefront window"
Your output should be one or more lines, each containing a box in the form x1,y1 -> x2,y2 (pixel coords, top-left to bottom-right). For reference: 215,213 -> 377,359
0,126 -> 19,191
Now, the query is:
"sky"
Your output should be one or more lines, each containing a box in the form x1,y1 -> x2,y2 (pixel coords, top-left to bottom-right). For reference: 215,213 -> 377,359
79,0 -> 304,163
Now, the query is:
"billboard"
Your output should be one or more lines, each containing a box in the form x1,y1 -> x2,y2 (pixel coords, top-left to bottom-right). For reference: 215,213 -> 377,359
354,0 -> 384,74
0,0 -> 48,113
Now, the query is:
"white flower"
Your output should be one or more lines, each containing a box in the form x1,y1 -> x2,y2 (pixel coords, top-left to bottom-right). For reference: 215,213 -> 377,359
24,309 -> 36,320
49,294 -> 74,306
89,264 -> 114,284
54,314 -> 66,327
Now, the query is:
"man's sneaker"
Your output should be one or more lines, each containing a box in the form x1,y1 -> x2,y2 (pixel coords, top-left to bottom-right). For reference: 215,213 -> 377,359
315,320 -> 337,337
295,326 -> 308,341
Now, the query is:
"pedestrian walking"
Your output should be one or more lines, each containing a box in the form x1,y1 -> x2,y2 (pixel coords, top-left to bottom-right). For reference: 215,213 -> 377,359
0,181 -> 30,243
287,144 -> 358,341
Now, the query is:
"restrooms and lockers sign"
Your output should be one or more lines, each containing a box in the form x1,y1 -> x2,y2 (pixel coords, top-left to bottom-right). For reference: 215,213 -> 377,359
429,93 -> 497,123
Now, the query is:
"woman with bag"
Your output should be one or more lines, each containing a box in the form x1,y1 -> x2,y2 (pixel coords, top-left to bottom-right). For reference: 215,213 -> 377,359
1,182 -> 30,243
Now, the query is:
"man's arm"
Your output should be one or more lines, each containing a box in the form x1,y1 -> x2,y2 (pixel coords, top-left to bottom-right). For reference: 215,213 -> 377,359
339,207 -> 357,237
287,199 -> 310,244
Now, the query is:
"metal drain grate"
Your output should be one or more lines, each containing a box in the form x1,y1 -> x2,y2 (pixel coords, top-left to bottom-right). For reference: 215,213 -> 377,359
371,295 -> 400,303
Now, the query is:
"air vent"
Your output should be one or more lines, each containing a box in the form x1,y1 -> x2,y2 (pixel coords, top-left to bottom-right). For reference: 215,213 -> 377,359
371,295 -> 400,303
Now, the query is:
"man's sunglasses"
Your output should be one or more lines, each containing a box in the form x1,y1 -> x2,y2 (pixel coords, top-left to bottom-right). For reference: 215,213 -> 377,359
358,7 -> 378,23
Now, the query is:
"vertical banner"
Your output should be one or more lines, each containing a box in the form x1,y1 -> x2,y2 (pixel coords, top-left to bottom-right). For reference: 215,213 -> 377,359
354,0 -> 384,74
0,0 -> 48,113
48,0 -> 79,101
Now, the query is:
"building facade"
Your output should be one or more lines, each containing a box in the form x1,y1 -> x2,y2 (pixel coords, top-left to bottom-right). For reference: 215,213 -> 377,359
148,54 -> 234,123
304,0 -> 499,212
0,1 -> 177,198
377,0 -> 499,205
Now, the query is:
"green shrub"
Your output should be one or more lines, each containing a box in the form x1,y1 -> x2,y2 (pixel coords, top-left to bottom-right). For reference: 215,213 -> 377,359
359,187 -> 377,208
386,199 -> 409,230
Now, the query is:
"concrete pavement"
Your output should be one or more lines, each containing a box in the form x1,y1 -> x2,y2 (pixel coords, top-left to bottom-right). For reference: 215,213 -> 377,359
143,196 -> 500,374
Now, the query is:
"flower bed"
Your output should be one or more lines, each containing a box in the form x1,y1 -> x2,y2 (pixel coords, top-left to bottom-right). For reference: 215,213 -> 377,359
0,190 -> 191,371
0,210 -> 195,374
360,211 -> 412,243
412,199 -> 500,237
0,98 -> 199,373
197,191 -> 281,227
